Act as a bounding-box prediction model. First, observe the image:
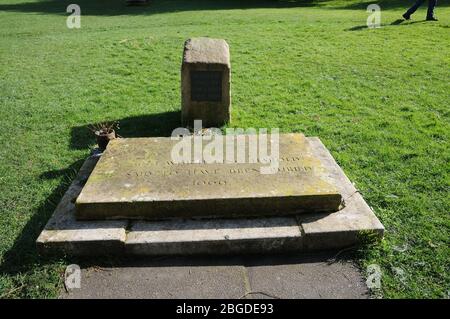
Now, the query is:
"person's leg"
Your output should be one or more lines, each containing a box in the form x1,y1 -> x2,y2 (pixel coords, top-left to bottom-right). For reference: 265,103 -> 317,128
426,0 -> 437,19
403,0 -> 426,19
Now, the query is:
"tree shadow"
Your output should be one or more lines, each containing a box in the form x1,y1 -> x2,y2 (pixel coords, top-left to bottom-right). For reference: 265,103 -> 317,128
337,0 -> 449,10
1,0 -> 448,17
0,0 -> 330,16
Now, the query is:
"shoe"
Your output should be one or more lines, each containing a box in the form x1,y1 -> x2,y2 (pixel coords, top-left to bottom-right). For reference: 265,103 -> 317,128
402,13 -> 411,20
426,16 -> 438,21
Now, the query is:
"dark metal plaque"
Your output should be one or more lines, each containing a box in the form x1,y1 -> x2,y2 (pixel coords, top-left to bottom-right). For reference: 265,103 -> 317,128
190,71 -> 222,102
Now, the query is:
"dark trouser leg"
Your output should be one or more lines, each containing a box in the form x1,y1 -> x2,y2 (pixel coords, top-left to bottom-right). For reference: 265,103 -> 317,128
405,0 -> 426,16
427,0 -> 437,18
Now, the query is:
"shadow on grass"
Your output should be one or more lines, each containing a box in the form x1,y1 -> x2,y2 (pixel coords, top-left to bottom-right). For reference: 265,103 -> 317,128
70,110 -> 181,149
2,0 -> 447,16
401,19 -> 430,25
345,25 -> 368,31
1,0 -> 448,17
0,111 -> 181,287
0,0 -> 329,16
0,159 -> 85,280
346,18 -> 433,31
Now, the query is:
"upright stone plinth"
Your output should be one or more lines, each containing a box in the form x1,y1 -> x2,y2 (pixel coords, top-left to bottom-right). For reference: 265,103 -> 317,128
181,38 -> 231,127
75,134 -> 342,220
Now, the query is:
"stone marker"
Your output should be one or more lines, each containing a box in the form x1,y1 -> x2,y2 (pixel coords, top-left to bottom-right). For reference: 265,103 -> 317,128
75,134 -> 342,220
181,38 -> 231,127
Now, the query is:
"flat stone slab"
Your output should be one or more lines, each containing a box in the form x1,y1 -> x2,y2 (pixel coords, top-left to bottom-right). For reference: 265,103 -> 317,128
75,134 -> 342,220
61,253 -> 368,299
63,260 -> 247,299
37,137 -> 384,257
245,254 -> 368,299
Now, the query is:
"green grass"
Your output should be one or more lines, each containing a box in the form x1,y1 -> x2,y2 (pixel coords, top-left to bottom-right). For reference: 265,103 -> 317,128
0,0 -> 449,298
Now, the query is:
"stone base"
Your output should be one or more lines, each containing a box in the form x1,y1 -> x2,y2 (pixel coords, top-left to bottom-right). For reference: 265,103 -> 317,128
36,138 -> 384,256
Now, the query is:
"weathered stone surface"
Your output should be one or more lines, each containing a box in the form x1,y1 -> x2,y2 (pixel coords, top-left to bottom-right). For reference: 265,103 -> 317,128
246,255 -> 368,299
75,134 -> 342,220
61,253 -> 368,299
181,37 -> 231,126
63,262 -> 247,299
183,38 -> 230,66
126,217 -> 303,255
36,156 -> 127,256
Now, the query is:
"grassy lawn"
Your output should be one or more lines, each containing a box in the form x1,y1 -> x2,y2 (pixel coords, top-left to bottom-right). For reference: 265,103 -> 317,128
0,0 -> 449,298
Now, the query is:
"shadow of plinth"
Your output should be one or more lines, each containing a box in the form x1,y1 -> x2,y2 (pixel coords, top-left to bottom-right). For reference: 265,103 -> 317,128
70,111 -> 181,150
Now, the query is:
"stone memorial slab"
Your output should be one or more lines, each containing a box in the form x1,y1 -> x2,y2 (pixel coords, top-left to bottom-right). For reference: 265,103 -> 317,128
75,134 -> 342,220
181,37 -> 231,127
37,137 -> 384,256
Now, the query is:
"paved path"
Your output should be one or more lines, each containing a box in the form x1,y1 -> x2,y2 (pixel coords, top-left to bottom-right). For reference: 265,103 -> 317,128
61,252 -> 368,299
